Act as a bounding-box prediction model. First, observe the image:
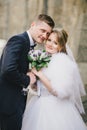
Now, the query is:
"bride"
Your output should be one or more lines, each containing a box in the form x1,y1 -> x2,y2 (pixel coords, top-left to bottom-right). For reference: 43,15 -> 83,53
21,29 -> 87,130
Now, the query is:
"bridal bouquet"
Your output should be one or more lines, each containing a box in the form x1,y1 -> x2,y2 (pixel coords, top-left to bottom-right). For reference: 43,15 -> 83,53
28,49 -> 51,71
27,49 -> 51,97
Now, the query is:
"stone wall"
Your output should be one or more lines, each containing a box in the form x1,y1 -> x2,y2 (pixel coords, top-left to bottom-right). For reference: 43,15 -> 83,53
0,39 -> 6,58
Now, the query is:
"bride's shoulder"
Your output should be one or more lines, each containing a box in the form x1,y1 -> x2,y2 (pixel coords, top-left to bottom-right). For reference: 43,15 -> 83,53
51,53 -> 77,68
51,53 -> 70,62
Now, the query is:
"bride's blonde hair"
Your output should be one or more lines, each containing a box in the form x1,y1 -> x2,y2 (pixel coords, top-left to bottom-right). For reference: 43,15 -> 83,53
52,29 -> 68,53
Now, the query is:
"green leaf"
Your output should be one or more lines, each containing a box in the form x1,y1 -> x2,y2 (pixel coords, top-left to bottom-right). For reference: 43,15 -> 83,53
43,57 -> 51,62
31,61 -> 37,67
28,56 -> 33,61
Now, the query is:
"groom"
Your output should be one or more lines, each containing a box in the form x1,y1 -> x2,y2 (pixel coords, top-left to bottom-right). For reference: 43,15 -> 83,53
0,14 -> 55,130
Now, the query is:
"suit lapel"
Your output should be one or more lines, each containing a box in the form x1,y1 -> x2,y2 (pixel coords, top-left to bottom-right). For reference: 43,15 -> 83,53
21,31 -> 30,52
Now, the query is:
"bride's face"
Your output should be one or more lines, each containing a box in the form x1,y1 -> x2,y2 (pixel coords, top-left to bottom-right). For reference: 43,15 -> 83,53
45,32 -> 61,54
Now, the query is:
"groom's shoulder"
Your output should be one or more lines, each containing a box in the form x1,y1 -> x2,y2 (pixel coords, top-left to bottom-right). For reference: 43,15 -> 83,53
7,31 -> 28,43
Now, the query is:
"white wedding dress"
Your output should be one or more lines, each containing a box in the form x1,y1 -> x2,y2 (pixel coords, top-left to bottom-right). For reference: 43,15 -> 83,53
21,53 -> 87,130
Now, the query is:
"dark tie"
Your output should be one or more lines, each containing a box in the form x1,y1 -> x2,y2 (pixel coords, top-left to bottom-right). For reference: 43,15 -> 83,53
30,44 -> 36,49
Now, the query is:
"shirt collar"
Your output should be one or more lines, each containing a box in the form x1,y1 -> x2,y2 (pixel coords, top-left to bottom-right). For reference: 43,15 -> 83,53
27,30 -> 35,46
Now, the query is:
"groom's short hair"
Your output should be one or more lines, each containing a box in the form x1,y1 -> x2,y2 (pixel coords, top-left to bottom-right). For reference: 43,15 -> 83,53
36,14 -> 55,28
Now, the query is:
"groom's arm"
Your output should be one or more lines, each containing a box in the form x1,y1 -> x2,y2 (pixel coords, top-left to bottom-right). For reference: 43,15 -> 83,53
0,35 -> 30,88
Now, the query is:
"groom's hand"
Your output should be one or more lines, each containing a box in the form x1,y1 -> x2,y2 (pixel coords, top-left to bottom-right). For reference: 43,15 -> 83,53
27,72 -> 36,85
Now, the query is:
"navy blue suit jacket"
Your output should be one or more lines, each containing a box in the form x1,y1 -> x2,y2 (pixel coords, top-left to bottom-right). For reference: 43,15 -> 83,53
0,31 -> 31,115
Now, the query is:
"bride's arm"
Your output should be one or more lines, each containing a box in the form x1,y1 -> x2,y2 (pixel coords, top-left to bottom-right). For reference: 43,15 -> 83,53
32,68 -> 58,96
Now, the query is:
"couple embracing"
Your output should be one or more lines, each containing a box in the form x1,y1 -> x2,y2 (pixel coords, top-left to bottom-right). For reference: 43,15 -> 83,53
0,14 -> 87,130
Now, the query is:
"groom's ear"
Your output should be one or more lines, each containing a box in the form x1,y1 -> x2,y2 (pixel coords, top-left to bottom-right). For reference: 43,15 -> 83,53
31,22 -> 36,27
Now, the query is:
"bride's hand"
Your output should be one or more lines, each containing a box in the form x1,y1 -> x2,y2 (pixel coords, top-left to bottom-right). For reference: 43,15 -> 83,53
52,90 -> 58,97
31,68 -> 42,77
